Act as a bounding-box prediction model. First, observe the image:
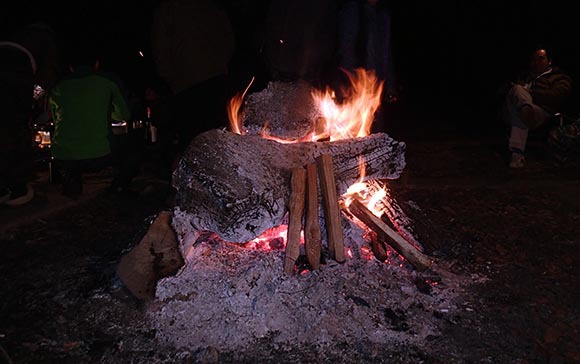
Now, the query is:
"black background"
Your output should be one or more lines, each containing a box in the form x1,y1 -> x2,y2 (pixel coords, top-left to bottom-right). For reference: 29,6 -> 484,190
3,0 -> 579,133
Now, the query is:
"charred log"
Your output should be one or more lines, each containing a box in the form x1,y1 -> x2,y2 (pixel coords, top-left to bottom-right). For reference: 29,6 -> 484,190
173,128 -> 406,243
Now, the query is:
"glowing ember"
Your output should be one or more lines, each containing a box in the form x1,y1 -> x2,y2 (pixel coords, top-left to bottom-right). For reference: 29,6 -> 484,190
244,224 -> 291,251
223,68 -> 414,264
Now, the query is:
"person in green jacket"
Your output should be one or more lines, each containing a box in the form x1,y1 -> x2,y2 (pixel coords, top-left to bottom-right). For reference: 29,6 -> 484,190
49,49 -> 131,196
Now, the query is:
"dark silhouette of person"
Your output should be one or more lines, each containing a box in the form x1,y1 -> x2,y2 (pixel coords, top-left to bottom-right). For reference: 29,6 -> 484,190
150,0 -> 235,173
0,22 -> 60,206
262,0 -> 338,84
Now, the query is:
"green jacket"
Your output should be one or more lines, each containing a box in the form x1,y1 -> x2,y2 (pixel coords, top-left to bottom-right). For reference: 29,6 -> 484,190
49,67 -> 131,160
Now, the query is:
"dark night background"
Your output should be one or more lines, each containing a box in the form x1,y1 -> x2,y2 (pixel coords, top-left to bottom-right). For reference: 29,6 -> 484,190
2,0 -> 579,135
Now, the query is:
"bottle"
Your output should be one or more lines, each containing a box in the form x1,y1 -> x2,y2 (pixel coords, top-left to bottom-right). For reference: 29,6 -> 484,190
147,106 -> 158,143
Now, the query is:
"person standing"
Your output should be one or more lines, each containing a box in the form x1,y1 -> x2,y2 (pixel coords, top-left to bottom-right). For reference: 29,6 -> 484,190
49,49 -> 132,196
336,0 -> 398,100
0,22 -> 60,206
503,46 -> 572,168
150,0 -> 235,170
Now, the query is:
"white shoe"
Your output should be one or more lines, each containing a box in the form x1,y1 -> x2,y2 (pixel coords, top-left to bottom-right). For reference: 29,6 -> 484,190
509,153 -> 525,169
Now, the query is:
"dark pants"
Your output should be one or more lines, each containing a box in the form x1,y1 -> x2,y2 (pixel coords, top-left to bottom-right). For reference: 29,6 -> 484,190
153,75 -> 229,176
55,130 -> 143,195
110,129 -> 144,190
55,155 -> 112,196
0,46 -> 35,191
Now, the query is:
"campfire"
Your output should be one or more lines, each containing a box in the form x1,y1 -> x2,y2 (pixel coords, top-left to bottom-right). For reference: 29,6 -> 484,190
172,68 -> 430,271
117,69 -> 469,358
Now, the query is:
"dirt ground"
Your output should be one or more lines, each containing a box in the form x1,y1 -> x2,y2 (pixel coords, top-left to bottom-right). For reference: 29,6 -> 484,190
1,105 -> 579,364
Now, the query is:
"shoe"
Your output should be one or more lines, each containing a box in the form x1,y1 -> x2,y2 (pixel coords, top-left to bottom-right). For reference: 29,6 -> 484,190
4,183 -> 34,206
509,152 -> 525,169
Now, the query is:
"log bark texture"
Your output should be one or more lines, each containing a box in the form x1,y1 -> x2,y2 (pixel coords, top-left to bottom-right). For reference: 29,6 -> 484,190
173,128 -> 406,243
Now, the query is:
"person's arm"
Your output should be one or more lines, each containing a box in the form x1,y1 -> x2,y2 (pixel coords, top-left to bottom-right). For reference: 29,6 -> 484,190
532,73 -> 572,112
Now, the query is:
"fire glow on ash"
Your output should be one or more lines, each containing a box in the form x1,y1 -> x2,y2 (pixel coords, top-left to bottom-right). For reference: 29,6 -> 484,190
149,69 -> 479,357
225,68 -> 419,263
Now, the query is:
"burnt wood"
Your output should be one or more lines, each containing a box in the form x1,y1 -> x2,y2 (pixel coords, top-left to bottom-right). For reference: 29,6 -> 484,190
173,129 -> 406,243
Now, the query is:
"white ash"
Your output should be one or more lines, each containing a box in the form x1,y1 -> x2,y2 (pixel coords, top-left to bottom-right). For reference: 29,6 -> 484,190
148,213 -> 472,355
242,80 -> 321,139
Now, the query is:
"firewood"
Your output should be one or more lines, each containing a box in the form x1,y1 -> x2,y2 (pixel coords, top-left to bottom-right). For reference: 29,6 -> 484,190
340,200 -> 386,261
117,211 -> 185,301
370,231 -> 388,262
284,168 -> 306,274
346,199 -> 432,271
174,129 -> 406,243
304,163 -> 321,269
316,154 -> 345,263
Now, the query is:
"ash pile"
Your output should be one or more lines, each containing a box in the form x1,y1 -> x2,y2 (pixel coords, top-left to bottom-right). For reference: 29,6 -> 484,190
145,80 -> 473,359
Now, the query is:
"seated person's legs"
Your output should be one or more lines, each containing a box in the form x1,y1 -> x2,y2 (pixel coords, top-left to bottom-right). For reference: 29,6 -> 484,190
503,85 -> 550,168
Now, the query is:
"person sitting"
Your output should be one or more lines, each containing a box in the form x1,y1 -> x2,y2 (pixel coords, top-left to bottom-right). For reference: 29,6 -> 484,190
49,48 -> 132,196
502,45 -> 572,168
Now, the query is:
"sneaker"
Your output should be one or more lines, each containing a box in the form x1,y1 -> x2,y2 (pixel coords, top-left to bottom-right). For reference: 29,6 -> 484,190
509,152 -> 525,169
4,183 -> 35,206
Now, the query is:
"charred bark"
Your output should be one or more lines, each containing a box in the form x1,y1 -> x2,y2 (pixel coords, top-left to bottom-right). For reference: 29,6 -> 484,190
173,129 -> 406,243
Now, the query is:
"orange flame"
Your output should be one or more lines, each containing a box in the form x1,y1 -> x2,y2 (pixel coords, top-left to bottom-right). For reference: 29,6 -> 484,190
227,68 -> 383,142
342,156 -> 388,217
223,69 -> 391,259
311,68 -> 383,141
228,76 -> 255,135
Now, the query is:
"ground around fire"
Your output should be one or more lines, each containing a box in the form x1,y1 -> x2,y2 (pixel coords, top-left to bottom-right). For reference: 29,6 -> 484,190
1,101 -> 579,364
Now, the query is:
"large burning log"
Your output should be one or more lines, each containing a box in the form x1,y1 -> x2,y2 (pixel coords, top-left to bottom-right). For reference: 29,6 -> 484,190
173,128 -> 406,243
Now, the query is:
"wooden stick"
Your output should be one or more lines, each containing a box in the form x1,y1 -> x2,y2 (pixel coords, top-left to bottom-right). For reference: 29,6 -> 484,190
304,163 -> 321,269
316,154 -> 345,263
370,231 -> 388,262
340,200 -> 386,261
347,198 -> 432,271
284,167 -> 306,274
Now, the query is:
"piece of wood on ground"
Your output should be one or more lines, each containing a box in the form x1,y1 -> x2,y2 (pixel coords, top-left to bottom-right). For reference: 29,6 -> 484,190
304,162 -> 321,269
370,230 -> 388,262
316,154 -> 345,263
284,167 -> 306,274
346,198 -> 432,271
117,211 -> 185,300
